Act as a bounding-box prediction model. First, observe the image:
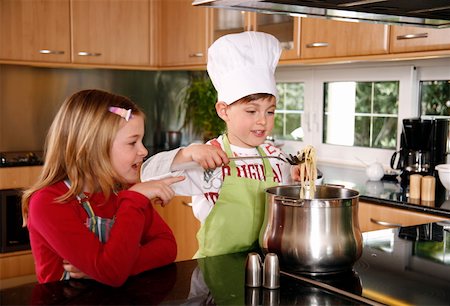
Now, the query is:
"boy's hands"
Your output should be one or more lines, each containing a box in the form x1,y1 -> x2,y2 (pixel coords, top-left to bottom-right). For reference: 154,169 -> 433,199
174,144 -> 229,170
290,164 -> 303,182
129,176 -> 185,206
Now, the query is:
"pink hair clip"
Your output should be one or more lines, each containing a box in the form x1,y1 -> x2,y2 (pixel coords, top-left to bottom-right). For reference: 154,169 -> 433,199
108,106 -> 132,121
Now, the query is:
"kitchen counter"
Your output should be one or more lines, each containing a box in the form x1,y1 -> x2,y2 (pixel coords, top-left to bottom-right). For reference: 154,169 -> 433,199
319,163 -> 450,218
1,222 -> 449,305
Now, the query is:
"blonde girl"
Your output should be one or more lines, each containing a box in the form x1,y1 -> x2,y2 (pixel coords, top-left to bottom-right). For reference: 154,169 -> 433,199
22,89 -> 183,287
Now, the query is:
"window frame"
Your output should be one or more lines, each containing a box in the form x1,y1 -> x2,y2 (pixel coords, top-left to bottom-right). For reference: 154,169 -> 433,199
276,64 -> 417,167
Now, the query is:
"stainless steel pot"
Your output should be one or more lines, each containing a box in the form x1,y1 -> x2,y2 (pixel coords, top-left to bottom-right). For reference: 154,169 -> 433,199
259,185 -> 362,275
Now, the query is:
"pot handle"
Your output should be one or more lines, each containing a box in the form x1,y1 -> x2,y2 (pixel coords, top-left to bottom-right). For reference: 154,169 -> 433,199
275,196 -> 305,207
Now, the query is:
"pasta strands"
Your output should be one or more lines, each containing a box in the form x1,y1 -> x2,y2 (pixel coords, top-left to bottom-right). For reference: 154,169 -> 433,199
297,145 -> 317,199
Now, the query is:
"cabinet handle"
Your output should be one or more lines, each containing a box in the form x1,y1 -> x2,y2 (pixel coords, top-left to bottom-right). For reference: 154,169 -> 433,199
77,51 -> 102,57
305,42 -> 329,48
188,53 -> 204,58
280,41 -> 294,50
182,201 -> 192,207
39,49 -> 65,55
370,218 -> 402,228
396,33 -> 428,40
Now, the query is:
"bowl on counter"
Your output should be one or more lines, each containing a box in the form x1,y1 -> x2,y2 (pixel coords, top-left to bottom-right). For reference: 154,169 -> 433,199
436,164 -> 450,191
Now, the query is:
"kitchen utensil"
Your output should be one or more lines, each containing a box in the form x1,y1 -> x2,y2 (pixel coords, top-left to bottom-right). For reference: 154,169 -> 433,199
229,154 -> 302,165
259,185 -> 362,275
262,253 -> 280,289
245,252 -> 262,287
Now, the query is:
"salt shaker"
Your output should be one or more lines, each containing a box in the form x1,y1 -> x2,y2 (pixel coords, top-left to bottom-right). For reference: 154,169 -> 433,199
263,253 -> 280,289
245,252 -> 262,287
421,175 -> 436,202
409,174 -> 422,199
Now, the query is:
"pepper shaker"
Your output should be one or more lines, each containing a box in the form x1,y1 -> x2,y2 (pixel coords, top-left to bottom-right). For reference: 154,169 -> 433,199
263,253 -> 280,289
421,175 -> 436,202
245,252 -> 262,287
409,174 -> 422,200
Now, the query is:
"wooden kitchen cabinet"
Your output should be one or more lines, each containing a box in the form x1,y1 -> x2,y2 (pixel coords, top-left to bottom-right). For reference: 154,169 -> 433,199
0,0 -> 70,63
71,0 -> 151,66
251,13 -> 301,60
358,201 -> 450,232
0,166 -> 42,190
300,18 -> 389,59
153,196 -> 200,262
159,0 -> 210,67
389,26 -> 450,53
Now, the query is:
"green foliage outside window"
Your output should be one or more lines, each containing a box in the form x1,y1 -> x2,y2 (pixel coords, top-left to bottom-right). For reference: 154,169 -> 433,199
420,80 -> 450,116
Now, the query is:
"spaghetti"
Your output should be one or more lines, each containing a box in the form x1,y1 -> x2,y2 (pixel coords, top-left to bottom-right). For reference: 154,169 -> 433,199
297,145 -> 317,199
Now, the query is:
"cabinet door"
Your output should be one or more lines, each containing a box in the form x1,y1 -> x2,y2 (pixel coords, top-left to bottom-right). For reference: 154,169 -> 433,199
300,18 -> 389,59
358,201 -> 449,232
71,0 -> 150,66
153,196 -> 200,262
159,0 -> 209,67
252,13 -> 301,60
0,0 -> 70,62
212,8 -> 248,42
390,26 -> 450,53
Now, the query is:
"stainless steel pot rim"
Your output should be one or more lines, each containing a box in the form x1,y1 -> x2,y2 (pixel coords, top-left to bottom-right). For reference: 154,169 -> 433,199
265,184 -> 360,201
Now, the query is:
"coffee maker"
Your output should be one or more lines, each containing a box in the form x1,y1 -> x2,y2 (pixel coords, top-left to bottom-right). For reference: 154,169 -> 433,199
391,118 -> 449,186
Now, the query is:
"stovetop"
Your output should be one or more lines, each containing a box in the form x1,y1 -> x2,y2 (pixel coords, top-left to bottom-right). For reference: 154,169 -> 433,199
0,151 -> 44,167
326,222 -> 450,305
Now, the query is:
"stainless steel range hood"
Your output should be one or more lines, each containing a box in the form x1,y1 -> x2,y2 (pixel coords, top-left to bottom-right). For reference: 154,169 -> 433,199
193,0 -> 450,28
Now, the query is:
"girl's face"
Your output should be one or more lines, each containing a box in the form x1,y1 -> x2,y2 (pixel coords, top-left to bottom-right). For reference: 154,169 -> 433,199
220,97 -> 276,148
110,115 -> 148,184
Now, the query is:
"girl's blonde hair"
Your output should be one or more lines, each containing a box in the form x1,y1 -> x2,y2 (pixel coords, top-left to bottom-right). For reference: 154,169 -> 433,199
22,89 -> 144,226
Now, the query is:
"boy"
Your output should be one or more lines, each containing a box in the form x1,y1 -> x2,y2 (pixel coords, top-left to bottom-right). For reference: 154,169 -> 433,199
142,31 -> 300,258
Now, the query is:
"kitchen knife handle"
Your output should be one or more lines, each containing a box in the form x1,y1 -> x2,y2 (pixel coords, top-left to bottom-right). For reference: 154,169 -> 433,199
39,49 -> 65,55
396,33 -> 428,40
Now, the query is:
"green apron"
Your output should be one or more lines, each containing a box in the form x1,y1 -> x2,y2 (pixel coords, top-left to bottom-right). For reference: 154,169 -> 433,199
195,135 -> 278,258
61,180 -> 115,280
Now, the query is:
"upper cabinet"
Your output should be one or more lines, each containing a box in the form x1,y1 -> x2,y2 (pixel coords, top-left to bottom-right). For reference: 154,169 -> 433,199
71,0 -> 150,66
212,9 -> 248,42
211,11 -> 300,61
159,0 -> 210,67
251,13 -> 301,60
390,26 -> 450,53
0,0 -> 70,62
300,18 -> 389,59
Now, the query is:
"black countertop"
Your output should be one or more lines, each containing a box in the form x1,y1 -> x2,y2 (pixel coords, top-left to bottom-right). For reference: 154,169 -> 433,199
319,163 -> 450,218
2,222 -> 449,305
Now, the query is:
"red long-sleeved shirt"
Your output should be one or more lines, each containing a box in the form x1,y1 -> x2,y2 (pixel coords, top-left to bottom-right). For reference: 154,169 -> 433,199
27,181 -> 177,287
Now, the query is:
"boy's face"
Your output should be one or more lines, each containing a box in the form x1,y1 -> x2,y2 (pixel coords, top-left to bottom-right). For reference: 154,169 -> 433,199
218,97 -> 276,148
110,115 -> 148,184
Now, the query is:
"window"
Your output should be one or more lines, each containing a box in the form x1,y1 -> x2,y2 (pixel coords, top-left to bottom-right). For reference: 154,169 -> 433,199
274,83 -> 304,140
323,81 -> 399,149
276,65 -> 415,165
420,80 -> 450,118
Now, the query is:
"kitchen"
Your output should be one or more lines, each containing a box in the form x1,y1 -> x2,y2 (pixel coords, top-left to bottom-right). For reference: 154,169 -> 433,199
1,0 -> 450,304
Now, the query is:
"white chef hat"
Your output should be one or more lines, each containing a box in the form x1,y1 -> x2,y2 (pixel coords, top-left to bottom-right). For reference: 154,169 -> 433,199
207,31 -> 282,105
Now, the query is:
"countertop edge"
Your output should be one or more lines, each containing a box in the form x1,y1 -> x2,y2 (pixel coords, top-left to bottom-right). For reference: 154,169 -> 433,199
360,195 -> 450,218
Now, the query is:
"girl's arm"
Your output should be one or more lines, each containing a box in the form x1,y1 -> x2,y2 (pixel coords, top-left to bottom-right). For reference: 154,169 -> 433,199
30,189 -> 149,287
129,206 -> 177,275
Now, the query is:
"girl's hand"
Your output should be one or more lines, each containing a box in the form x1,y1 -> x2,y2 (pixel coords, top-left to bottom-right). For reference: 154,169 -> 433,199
174,144 -> 229,169
63,260 -> 90,279
129,176 -> 185,205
